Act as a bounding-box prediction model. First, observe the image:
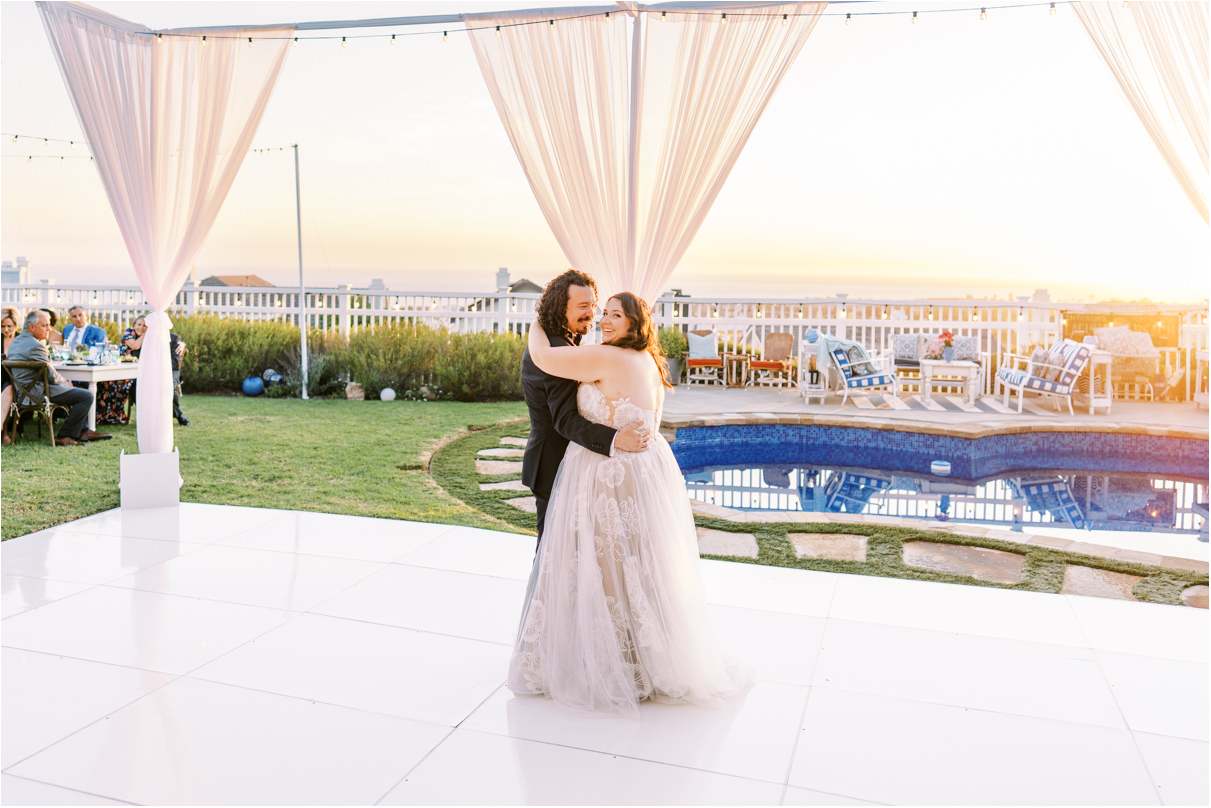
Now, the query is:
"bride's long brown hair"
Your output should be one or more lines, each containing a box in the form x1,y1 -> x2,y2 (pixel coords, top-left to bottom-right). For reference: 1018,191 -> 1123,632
604,292 -> 672,389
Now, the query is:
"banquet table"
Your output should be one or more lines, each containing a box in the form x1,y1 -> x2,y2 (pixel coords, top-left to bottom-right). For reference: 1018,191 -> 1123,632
53,361 -> 139,431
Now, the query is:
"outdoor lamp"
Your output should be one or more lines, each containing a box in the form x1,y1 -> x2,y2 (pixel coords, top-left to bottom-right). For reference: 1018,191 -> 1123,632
980,8 -> 987,20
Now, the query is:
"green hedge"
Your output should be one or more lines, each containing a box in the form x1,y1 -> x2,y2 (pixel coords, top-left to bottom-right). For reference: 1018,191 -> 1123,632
160,314 -> 524,401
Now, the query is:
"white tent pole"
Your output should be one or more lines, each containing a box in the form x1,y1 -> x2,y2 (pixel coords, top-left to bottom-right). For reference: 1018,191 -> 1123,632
294,143 -> 309,400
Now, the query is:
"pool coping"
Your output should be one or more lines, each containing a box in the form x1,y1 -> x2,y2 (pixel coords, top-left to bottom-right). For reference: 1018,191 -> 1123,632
660,412 -> 1209,442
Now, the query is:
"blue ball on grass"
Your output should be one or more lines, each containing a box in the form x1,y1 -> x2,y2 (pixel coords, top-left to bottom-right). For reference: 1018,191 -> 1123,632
242,376 -> 265,397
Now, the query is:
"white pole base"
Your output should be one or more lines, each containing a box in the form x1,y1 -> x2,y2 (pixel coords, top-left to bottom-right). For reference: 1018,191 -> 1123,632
120,449 -> 183,509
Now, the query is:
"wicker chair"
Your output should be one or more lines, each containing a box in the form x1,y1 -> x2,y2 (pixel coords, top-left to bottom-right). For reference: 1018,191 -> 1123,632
747,332 -> 795,389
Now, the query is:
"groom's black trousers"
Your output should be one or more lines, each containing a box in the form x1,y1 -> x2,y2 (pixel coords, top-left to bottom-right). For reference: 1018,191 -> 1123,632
534,491 -> 551,551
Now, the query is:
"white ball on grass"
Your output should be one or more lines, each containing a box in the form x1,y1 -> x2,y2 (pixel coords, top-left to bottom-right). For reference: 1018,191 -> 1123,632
380,387 -> 397,401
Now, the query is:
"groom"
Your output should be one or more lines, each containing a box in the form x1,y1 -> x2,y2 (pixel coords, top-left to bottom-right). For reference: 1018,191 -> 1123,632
522,269 -> 648,547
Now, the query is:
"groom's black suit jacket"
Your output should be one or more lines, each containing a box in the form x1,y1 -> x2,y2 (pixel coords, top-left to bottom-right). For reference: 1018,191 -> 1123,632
521,332 -> 617,536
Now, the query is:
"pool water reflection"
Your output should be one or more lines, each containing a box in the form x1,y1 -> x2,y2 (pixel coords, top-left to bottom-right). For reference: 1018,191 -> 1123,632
684,465 -> 1208,537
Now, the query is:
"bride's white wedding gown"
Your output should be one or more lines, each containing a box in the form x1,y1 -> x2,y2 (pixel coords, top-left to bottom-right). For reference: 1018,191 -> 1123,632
508,383 -> 753,717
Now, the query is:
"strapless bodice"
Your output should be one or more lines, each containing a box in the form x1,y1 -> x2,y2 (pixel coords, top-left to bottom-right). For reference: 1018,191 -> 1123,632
577,383 -> 660,435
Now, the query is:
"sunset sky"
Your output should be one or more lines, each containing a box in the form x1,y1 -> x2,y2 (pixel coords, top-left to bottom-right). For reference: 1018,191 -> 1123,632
1,0 -> 1207,302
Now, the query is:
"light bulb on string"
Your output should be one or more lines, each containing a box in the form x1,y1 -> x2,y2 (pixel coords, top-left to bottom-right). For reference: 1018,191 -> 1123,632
1122,1 -> 1129,7
10,135 -> 16,143
391,34 -> 396,45
248,36 -> 253,47
845,13 -> 851,25
980,8 -> 987,19
1049,2 -> 1056,13
69,141 -> 75,148
156,33 -> 162,43
661,10 -> 666,22
292,37 -> 297,47
43,138 -> 48,145
912,11 -> 918,23
27,156 -> 31,163
548,19 -> 554,30
605,11 -> 611,22
495,25 -> 501,36
721,12 -> 727,24
202,35 -> 206,46
341,36 -> 347,47
443,31 -> 448,41
782,13 -> 788,26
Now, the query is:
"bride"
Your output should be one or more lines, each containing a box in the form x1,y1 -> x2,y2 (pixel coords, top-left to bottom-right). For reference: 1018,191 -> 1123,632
508,291 -> 753,718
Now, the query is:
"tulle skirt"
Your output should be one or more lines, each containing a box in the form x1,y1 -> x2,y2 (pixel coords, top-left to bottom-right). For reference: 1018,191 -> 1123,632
507,435 -> 753,718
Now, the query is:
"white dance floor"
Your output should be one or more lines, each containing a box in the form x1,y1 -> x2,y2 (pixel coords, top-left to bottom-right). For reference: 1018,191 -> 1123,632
2,504 -> 1206,806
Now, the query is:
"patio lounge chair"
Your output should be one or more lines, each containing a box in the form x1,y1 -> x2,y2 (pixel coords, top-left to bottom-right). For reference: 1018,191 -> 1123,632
829,342 -> 899,407
996,338 -> 1092,415
686,330 -> 724,387
747,332 -> 794,389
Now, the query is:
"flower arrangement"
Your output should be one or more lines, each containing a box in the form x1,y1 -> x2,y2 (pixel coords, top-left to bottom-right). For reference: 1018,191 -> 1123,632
924,331 -> 956,360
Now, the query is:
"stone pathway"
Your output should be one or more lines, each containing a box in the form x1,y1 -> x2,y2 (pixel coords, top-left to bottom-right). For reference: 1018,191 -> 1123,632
470,432 -> 1208,609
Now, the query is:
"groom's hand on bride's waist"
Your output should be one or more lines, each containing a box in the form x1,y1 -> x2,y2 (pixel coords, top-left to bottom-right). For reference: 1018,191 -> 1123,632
614,423 -> 650,453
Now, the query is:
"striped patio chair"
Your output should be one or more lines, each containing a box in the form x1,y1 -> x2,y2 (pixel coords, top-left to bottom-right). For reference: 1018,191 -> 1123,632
829,344 -> 898,407
996,339 -> 1091,415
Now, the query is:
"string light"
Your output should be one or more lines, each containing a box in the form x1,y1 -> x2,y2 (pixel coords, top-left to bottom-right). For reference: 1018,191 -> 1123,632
10,135 -> 16,143
661,10 -> 666,22
202,35 -> 206,46
341,36 -> 347,47
443,31 -> 448,41
156,33 -> 162,43
391,34 -> 396,45
292,37 -> 298,47
782,13 -> 788,26
912,11 -> 918,23
846,12 -> 851,25
495,25 -> 501,36
1049,2 -> 1056,13
69,141 -> 75,148
980,7 -> 988,19
247,36 -> 253,47
721,12 -> 727,24
548,19 -> 554,30
605,11 -> 611,22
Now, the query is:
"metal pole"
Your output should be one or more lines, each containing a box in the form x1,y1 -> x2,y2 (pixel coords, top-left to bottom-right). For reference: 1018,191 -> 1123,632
294,143 -> 309,400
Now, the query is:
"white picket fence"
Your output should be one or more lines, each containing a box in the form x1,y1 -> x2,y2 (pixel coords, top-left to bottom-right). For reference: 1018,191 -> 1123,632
3,280 -> 1207,399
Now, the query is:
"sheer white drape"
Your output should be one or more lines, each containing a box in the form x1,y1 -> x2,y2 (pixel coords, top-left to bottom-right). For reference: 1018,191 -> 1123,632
465,3 -> 824,302
1074,1 -> 1208,224
38,2 -> 293,453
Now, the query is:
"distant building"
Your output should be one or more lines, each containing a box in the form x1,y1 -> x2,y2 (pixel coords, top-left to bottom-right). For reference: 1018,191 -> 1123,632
1,257 -> 30,286
493,267 -> 542,294
199,274 -> 274,288
368,278 -> 387,290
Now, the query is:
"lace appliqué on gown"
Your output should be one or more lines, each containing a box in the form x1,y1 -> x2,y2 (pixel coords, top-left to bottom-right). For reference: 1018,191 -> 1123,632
507,384 -> 752,717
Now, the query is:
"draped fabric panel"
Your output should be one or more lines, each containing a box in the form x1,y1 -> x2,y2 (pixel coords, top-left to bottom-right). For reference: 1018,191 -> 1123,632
37,2 -> 293,454
1073,1 -> 1209,223
465,3 -> 824,302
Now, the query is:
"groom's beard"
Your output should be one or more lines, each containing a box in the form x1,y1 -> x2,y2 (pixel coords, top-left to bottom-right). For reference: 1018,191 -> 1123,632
568,315 -> 594,336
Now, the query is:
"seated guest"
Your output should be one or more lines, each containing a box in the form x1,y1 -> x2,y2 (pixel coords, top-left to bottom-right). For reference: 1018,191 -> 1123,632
124,315 -> 189,426
39,308 -> 63,346
6,310 -> 111,446
2,307 -> 20,446
61,306 -> 107,353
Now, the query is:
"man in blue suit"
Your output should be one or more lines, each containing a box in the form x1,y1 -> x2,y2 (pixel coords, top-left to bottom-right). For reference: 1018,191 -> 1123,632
61,306 -> 107,352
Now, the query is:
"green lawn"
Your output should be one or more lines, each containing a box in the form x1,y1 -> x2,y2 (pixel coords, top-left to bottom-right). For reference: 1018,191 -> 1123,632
1,395 -> 529,540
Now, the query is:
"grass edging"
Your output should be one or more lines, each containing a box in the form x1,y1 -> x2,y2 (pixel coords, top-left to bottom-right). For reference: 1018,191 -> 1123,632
430,426 -> 1208,606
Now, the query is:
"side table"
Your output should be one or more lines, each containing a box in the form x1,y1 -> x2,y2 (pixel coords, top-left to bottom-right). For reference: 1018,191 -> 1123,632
724,354 -> 750,388
919,359 -> 979,405
1085,349 -> 1113,414
799,370 -> 828,405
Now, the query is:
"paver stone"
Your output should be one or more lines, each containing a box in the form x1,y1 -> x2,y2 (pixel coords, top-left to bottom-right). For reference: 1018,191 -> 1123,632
788,533 -> 868,562
903,541 -> 1025,584
1061,566 -> 1141,601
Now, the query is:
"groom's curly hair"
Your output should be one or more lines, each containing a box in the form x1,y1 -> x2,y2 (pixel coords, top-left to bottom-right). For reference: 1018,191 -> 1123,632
535,269 -> 598,340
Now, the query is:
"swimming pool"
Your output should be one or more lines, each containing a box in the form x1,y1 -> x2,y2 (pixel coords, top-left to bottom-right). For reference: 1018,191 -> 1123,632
671,424 -> 1209,536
